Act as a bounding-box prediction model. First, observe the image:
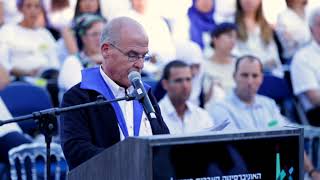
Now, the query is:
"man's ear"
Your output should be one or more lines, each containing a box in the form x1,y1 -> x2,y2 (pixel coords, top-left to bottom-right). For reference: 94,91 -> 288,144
161,79 -> 169,91
101,44 -> 109,58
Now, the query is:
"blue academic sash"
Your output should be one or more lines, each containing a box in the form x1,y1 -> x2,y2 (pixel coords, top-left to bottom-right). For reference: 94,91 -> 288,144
80,67 -> 149,138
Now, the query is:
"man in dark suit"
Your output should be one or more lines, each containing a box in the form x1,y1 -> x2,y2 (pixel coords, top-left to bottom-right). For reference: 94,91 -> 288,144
60,17 -> 170,170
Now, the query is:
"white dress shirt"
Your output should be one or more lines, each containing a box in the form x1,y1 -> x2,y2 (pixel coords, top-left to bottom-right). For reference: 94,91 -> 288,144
207,90 -> 289,131
159,95 -> 214,135
99,67 -> 153,140
291,41 -> 320,111
232,26 -> 283,77
0,24 -> 60,73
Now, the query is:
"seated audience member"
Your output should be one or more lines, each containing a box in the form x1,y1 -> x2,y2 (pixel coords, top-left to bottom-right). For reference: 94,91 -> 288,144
233,0 -> 283,77
55,0 -> 102,64
208,55 -> 289,130
158,60 -> 245,178
276,0 -> 311,62
188,0 -> 216,50
290,7 -> 320,126
207,55 -> 320,179
58,14 -> 106,93
0,0 -> 59,80
154,41 -> 210,107
203,22 -> 237,105
0,64 -> 32,177
69,0 -> 102,43
72,0 -> 101,23
175,41 -> 206,107
159,60 -> 214,135
60,17 -> 169,170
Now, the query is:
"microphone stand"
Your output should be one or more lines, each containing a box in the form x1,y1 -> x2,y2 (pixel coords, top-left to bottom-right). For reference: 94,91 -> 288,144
0,95 -> 134,180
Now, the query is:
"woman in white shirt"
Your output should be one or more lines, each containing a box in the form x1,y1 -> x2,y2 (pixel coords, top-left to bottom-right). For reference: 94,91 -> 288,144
58,14 -> 106,92
233,0 -> 283,77
0,0 -> 59,79
55,0 -> 102,64
204,22 -> 238,103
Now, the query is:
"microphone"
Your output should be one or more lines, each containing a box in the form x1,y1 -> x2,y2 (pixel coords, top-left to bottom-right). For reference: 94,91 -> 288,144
128,71 -> 156,120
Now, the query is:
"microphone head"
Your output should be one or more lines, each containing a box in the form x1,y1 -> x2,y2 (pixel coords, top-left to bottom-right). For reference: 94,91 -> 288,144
128,71 -> 141,82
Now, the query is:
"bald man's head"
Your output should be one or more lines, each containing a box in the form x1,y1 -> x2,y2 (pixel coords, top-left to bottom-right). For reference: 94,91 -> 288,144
99,16 -> 149,88
100,16 -> 148,47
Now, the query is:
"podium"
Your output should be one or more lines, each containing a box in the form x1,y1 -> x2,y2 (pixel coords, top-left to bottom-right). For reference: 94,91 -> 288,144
68,127 -> 303,180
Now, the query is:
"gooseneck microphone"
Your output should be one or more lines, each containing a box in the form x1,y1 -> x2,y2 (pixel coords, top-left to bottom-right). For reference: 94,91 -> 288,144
128,71 -> 156,120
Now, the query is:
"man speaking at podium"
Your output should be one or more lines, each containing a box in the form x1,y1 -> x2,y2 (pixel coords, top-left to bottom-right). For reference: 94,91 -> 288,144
60,17 -> 169,170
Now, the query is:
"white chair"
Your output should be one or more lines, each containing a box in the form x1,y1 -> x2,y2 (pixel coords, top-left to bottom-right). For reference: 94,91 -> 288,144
8,142 -> 67,180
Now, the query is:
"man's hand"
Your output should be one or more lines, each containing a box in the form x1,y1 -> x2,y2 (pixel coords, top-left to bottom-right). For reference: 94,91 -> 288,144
310,169 -> 320,180
0,63 -> 9,90
305,90 -> 320,107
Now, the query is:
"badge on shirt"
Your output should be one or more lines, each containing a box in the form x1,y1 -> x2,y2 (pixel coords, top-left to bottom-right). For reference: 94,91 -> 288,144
268,119 -> 278,127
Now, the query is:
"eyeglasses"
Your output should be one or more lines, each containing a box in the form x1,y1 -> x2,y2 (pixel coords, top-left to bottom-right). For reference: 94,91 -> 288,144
110,43 -> 151,62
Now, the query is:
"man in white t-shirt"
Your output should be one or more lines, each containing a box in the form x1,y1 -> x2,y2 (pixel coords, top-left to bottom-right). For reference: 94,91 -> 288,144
291,7 -> 320,126
159,60 -> 215,135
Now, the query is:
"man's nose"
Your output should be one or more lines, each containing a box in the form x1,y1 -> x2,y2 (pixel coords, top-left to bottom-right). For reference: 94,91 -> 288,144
133,59 -> 144,69
182,79 -> 192,88
247,76 -> 254,84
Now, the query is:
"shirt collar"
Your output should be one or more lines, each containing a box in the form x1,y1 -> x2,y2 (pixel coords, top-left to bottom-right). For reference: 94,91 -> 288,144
162,95 -> 192,117
99,66 -> 133,97
230,89 -> 262,109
